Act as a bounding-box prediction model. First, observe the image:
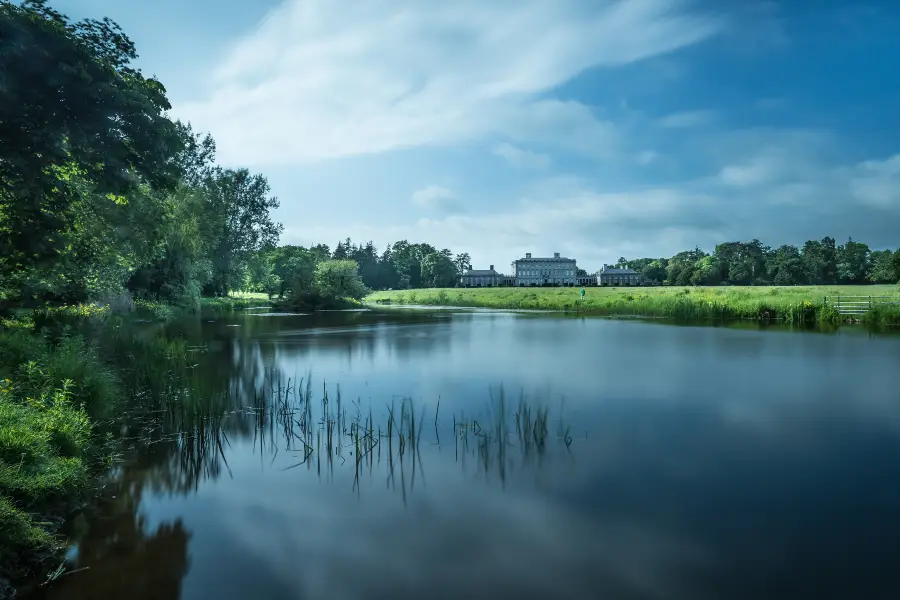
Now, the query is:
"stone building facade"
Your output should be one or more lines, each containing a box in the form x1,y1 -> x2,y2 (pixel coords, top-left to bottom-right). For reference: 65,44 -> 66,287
511,253 -> 578,286
598,267 -> 643,286
460,265 -> 505,287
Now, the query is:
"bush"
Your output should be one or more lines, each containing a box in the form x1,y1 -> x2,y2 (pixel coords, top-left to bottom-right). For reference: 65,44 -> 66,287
0,330 -> 118,431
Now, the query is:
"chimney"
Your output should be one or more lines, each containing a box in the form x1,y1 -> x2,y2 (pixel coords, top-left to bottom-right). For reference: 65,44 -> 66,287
489,264 -> 494,271
526,252 -> 532,259
554,252 -> 560,258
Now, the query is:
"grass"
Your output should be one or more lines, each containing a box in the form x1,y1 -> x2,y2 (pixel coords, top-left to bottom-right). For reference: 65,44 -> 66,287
0,310 -> 179,591
0,290 -> 282,592
0,368 -> 94,584
366,285 -> 900,325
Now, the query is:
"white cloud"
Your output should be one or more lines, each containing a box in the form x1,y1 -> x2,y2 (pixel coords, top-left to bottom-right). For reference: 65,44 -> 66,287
848,154 -> 900,209
658,109 -> 715,128
411,185 -> 461,212
493,143 -> 552,169
712,130 -> 836,188
718,161 -> 776,187
284,183 -> 724,270
174,0 -> 722,166
282,139 -> 900,268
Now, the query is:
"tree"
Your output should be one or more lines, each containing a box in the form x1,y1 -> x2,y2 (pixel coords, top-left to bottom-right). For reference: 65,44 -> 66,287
0,0 -> 184,306
332,239 -> 351,260
348,240 -> 380,289
836,238 -> 870,284
712,240 -> 770,285
690,256 -> 723,286
203,169 -> 282,296
666,248 -> 706,285
454,253 -> 472,275
801,237 -> 837,285
421,252 -> 458,287
126,125 -> 219,307
270,246 -> 318,297
767,245 -> 803,286
869,250 -> 900,284
313,260 -> 369,301
641,260 -> 667,285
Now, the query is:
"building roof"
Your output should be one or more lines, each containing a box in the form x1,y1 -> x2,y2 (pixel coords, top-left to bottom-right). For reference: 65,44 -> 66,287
514,256 -> 574,262
600,267 -> 639,274
464,269 -> 499,276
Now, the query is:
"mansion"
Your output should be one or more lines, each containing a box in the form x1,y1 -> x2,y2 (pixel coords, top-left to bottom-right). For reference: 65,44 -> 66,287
460,254 -> 646,287
511,252 -> 578,286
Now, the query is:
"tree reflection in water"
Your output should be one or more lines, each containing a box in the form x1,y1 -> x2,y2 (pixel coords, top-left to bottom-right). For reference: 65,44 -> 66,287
23,319 -> 573,599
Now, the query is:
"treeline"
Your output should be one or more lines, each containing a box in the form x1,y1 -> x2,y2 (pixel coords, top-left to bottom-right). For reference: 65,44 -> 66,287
0,0 -> 282,313
615,238 -> 900,286
243,240 -> 473,297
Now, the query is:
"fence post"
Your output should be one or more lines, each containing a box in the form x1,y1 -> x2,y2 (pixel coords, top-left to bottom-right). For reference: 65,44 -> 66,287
869,296 -> 872,310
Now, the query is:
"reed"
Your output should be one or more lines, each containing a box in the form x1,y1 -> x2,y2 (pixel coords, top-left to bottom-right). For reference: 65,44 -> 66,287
125,366 -> 576,501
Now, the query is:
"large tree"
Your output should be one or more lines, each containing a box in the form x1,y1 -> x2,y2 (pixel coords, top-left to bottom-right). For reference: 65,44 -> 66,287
203,169 -> 282,296
836,238 -> 871,284
767,245 -> 804,286
869,250 -> 900,284
0,0 -> 184,306
126,124 -> 219,306
421,251 -> 458,287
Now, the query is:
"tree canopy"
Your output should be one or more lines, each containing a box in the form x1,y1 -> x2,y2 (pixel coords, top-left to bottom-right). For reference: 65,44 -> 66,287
0,1 -> 283,311
613,237 -> 900,287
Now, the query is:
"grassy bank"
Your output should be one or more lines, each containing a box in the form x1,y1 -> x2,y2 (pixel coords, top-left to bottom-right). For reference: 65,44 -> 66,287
0,290 -> 324,590
0,322 -> 119,587
366,285 -> 900,325
0,299 -> 211,592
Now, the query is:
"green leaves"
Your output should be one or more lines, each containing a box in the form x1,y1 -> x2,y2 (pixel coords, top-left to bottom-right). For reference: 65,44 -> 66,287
313,260 -> 369,301
1,1 -> 186,307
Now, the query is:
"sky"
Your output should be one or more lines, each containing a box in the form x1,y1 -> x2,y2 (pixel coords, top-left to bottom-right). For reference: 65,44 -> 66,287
53,0 -> 900,271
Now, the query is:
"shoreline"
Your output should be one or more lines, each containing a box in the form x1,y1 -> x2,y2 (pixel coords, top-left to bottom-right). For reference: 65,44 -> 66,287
365,285 -> 900,326
0,295 -> 263,595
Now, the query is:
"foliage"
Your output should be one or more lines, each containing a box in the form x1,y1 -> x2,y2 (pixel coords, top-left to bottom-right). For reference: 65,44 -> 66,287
869,250 -> 900,284
0,0 -> 185,308
313,260 -> 369,301
0,346 -> 96,583
0,329 -> 119,422
616,237 -> 899,288
243,239 -> 476,299
202,169 -> 282,296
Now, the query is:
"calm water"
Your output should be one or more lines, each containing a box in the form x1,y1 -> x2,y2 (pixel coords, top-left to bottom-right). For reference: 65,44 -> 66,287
24,309 -> 900,600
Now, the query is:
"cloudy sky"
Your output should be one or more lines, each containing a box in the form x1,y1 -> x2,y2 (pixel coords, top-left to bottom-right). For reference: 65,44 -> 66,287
55,0 -> 899,270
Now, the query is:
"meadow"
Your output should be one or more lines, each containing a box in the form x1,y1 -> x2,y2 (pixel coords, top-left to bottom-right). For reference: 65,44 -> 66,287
366,285 -> 900,325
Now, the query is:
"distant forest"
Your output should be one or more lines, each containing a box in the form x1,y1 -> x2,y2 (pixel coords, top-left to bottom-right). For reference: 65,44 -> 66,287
243,236 -> 900,295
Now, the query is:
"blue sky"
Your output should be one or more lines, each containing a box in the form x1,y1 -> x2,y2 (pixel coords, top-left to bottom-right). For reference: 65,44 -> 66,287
54,0 -> 900,270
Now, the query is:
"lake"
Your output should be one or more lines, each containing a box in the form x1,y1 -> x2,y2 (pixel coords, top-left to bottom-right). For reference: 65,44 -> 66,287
23,308 -> 900,600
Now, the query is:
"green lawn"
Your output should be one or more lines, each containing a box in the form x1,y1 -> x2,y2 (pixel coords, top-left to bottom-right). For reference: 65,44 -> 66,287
226,291 -> 271,300
366,285 -> 900,324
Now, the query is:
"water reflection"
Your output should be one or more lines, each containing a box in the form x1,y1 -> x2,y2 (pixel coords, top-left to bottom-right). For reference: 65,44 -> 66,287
21,309 -> 900,600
